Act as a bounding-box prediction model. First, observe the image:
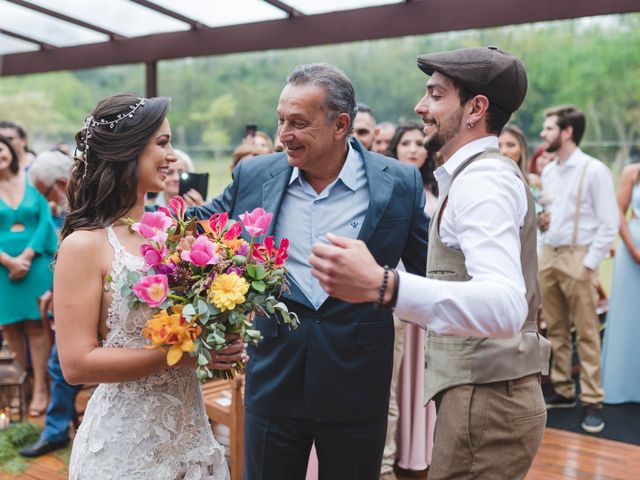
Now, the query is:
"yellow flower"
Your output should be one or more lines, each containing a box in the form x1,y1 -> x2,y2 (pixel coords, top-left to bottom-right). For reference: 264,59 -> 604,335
142,304 -> 202,366
224,238 -> 248,255
208,273 -> 249,312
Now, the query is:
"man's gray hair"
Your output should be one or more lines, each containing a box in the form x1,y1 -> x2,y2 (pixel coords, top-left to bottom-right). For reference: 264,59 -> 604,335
28,150 -> 73,188
286,63 -> 357,136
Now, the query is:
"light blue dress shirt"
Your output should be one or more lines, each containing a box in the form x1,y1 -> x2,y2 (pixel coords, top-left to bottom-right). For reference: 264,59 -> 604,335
274,143 -> 369,309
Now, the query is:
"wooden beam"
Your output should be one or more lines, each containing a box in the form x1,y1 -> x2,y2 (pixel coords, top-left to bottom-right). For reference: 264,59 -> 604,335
145,61 -> 157,98
1,0 -> 639,77
128,0 -> 203,30
0,27 -> 55,50
263,0 -> 304,18
6,0 -> 125,40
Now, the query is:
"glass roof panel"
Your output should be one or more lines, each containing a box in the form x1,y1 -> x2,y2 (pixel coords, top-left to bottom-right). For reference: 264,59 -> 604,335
284,0 -> 403,15
26,0 -> 190,37
148,0 -> 287,28
0,33 -> 39,55
0,1 -> 107,47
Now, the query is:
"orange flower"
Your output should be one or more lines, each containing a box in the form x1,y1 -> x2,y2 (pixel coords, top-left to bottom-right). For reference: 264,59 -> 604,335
142,304 -> 202,366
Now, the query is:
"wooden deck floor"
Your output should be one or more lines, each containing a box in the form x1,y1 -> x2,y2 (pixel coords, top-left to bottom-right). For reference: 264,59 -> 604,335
2,427 -> 639,480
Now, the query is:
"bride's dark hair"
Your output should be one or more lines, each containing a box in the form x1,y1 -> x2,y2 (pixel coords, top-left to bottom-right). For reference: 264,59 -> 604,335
61,93 -> 170,240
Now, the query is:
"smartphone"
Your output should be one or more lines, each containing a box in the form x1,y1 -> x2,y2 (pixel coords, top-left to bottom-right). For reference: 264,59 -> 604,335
179,172 -> 209,199
245,124 -> 258,137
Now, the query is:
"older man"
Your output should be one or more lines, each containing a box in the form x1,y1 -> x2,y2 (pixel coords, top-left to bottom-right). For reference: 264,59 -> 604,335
310,47 -> 550,479
20,151 -> 81,458
193,64 -> 427,480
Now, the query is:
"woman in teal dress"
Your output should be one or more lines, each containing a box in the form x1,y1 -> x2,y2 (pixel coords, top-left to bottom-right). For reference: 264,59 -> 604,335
601,163 -> 640,404
0,135 -> 57,416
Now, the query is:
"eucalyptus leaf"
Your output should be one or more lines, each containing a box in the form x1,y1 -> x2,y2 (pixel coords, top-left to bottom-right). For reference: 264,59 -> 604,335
182,303 -> 196,316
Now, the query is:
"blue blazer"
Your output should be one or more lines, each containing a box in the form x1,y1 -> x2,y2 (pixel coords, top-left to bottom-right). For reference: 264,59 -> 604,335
193,139 -> 428,423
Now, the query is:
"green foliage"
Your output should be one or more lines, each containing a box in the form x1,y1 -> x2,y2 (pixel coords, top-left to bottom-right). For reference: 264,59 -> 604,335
0,421 -> 42,473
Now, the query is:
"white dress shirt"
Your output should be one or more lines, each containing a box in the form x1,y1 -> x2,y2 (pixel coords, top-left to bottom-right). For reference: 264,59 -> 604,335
394,136 -> 529,338
540,148 -> 619,270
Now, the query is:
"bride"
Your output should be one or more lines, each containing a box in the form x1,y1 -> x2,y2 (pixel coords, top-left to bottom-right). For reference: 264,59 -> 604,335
54,93 -> 239,479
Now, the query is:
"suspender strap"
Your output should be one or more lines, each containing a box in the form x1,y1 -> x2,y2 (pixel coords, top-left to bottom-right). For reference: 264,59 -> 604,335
571,160 -> 591,250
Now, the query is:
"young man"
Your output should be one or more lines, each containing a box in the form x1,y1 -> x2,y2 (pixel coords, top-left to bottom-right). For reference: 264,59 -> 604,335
310,47 -> 550,479
538,105 -> 618,433
193,64 -> 427,480
353,103 -> 377,150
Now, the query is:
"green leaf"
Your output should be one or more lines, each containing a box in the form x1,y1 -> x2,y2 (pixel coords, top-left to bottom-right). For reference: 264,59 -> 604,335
232,255 -> 247,265
197,353 -> 209,366
197,299 -> 209,315
254,264 -> 267,280
251,280 -> 266,293
246,264 -> 257,278
246,329 -> 262,340
182,303 -> 196,316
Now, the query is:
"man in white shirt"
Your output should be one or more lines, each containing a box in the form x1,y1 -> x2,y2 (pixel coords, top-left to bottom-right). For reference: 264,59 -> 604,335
538,105 -> 619,433
310,47 -> 550,479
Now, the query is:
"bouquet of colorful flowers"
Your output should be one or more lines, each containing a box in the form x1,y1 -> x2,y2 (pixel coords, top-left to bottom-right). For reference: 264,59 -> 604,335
118,196 -> 299,381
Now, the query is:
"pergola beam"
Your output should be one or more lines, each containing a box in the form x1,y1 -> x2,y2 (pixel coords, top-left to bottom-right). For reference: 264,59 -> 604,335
1,0 -> 638,77
6,0 -> 125,40
0,27 -> 55,50
263,0 -> 304,18
128,0 -> 203,30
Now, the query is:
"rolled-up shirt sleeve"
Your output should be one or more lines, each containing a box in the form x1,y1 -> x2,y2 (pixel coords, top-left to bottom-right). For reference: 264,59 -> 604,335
393,163 -> 528,338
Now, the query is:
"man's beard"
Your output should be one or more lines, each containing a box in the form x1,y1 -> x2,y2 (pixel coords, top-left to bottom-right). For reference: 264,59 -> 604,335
544,135 -> 562,153
424,109 -> 463,155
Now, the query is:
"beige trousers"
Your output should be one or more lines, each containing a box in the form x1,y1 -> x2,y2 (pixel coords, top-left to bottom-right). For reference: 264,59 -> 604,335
429,374 -> 546,480
539,245 -> 604,405
380,316 -> 406,474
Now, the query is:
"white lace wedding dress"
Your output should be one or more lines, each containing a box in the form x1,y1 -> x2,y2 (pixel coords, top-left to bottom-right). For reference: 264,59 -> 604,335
69,227 -> 229,479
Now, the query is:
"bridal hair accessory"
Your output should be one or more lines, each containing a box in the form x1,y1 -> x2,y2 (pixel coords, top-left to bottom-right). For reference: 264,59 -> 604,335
76,97 -> 146,178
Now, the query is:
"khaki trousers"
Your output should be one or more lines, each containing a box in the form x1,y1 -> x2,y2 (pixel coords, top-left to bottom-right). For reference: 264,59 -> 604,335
380,316 -> 406,474
538,245 -> 604,405
428,374 -> 546,480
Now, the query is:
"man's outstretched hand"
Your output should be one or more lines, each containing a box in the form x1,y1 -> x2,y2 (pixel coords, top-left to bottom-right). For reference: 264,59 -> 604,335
309,233 -> 392,304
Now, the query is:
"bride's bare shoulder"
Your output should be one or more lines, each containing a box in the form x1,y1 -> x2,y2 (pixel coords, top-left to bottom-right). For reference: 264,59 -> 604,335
58,229 -> 109,260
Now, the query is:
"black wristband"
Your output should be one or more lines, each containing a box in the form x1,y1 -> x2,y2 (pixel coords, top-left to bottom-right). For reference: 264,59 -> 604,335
374,265 -> 390,309
389,268 -> 400,309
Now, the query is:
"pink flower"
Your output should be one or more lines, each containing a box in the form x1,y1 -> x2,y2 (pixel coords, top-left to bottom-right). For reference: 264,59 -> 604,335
132,212 -> 173,243
207,213 -> 228,239
223,221 -> 243,241
133,274 -> 169,308
180,235 -> 219,266
140,244 -> 167,271
253,236 -> 289,266
168,196 -> 187,221
239,208 -> 273,237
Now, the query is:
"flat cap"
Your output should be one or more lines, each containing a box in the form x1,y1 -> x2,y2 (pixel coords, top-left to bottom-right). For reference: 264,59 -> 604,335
417,46 -> 527,113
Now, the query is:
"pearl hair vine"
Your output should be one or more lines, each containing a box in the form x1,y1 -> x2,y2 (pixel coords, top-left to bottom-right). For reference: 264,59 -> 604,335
76,97 -> 146,178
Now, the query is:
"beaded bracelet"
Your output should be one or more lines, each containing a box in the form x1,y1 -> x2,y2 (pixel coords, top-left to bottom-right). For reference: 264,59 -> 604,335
374,265 -> 390,309
389,268 -> 400,309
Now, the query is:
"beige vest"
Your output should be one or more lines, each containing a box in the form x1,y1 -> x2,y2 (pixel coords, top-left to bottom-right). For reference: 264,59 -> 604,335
424,149 -> 551,404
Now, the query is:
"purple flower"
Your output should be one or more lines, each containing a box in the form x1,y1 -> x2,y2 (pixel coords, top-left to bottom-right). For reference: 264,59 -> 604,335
236,243 -> 249,257
226,265 -> 243,276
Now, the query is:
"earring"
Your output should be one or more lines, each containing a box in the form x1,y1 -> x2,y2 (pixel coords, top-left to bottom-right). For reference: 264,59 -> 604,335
467,122 -> 474,129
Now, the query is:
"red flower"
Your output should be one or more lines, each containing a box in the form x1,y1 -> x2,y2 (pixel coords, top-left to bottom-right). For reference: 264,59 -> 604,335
253,236 -> 289,266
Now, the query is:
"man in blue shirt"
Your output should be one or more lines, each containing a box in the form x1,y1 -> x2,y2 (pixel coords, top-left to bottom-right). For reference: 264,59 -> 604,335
194,63 -> 427,480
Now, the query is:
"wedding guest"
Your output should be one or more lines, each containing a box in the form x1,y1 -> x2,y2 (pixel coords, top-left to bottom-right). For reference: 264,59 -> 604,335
528,147 -> 555,190
372,122 -> 397,155
254,131 -> 275,154
601,161 -> 640,403
20,151 -> 80,457
310,47 -> 550,479
499,123 -> 529,174
353,103 -> 376,150
0,135 -> 57,417
230,143 -> 263,170
0,121 -> 34,170
55,93 -> 239,478
153,149 -> 205,207
538,105 -> 618,433
381,121 -> 436,480
193,63 -> 428,480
